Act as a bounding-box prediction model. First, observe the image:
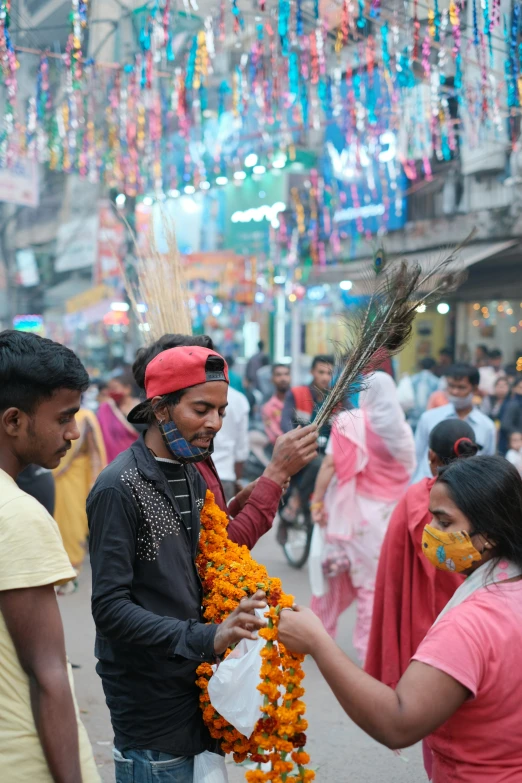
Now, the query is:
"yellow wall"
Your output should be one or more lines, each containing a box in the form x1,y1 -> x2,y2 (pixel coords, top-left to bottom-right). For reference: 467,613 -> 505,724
397,310 -> 448,374
304,309 -> 448,373
305,317 -> 347,357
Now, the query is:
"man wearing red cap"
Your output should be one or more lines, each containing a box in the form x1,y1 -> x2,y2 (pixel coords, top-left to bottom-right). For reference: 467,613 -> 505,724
87,345 -> 318,782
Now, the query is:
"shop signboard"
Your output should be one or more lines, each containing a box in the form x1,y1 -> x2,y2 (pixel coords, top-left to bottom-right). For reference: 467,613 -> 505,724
16,249 -> 40,287
63,299 -> 114,332
94,200 -> 126,285
13,314 -> 44,334
66,284 -> 112,314
225,172 -> 287,256
0,160 -> 39,208
185,251 -> 253,304
135,202 -> 153,251
324,70 -> 407,238
55,214 -> 99,272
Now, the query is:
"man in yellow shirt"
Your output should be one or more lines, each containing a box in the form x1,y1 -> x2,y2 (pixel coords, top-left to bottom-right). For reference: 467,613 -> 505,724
0,329 -> 100,783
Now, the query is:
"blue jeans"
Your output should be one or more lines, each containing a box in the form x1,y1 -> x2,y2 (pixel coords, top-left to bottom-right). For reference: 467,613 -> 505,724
113,748 -> 194,783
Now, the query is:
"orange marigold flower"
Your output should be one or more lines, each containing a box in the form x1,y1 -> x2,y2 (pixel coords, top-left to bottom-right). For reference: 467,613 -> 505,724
245,771 -> 270,782
196,491 -> 313,777
258,626 -> 278,642
291,751 -> 310,765
272,738 -> 294,754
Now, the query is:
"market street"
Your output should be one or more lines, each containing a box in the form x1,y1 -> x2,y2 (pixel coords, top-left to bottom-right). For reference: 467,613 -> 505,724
61,527 -> 424,783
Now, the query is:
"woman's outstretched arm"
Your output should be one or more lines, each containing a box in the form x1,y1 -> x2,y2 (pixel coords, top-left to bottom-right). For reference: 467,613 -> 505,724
278,607 -> 468,749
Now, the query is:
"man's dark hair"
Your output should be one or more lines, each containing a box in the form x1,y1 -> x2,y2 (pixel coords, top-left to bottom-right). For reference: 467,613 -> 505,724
311,354 -> 335,370
447,363 -> 480,387
0,330 -> 89,414
420,357 -> 437,371
439,347 -> 453,358
133,334 -> 215,390
489,348 -> 503,360
258,340 -> 265,352
272,363 -> 290,373
476,343 -> 489,356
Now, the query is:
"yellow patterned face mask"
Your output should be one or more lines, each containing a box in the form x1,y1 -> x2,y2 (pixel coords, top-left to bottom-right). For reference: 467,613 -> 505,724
422,525 -> 483,573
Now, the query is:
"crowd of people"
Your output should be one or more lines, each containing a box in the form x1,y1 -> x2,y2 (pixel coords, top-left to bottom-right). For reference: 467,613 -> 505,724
1,327 -> 522,783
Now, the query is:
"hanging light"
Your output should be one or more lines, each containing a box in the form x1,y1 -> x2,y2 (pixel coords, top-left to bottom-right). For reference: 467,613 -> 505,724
272,151 -> 287,169
245,153 -> 258,168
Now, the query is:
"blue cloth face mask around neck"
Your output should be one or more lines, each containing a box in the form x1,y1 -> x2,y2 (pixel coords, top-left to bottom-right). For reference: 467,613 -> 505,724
159,420 -> 214,464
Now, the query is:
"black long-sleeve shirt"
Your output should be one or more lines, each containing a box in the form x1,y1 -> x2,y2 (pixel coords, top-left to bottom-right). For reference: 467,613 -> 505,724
87,435 -> 218,756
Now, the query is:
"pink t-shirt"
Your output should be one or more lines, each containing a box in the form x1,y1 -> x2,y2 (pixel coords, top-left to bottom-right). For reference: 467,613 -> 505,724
413,581 -> 522,782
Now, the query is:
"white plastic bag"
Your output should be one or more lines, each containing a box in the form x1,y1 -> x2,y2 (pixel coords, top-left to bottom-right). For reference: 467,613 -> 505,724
193,751 -> 229,783
308,524 -> 327,598
207,608 -> 265,737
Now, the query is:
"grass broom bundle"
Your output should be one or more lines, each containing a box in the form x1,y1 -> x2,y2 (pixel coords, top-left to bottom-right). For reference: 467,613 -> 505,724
314,237 -> 472,429
118,210 -> 192,342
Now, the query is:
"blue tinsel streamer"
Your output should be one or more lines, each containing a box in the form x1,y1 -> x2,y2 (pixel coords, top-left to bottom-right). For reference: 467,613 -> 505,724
296,0 -> 303,36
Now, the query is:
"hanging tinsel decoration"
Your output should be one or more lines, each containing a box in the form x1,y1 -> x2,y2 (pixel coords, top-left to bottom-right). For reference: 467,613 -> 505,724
413,0 -> 421,60
0,0 -> 17,167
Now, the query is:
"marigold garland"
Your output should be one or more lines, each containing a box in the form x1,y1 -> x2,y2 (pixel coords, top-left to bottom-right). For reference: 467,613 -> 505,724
196,491 -> 315,783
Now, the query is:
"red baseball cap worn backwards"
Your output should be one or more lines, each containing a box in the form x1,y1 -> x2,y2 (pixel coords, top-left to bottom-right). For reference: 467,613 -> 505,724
127,346 -> 229,423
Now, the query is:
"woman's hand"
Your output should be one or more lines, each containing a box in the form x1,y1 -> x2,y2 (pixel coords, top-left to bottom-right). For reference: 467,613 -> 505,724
278,606 -> 329,655
311,498 -> 327,526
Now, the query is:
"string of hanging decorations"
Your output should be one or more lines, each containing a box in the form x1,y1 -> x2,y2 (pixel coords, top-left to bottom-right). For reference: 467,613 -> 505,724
1,0 -> 521,263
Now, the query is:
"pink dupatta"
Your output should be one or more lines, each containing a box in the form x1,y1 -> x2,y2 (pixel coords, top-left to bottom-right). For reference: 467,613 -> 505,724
327,373 -> 415,541
97,400 -> 139,463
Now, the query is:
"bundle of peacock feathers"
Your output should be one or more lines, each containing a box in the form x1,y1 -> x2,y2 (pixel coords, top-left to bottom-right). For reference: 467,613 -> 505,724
314,236 -> 471,428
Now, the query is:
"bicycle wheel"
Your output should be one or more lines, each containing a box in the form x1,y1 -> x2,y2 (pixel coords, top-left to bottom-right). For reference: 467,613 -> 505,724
282,507 -> 313,569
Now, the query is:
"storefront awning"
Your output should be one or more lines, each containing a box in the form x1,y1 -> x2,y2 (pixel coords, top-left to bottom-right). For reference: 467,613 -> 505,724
308,240 -> 519,291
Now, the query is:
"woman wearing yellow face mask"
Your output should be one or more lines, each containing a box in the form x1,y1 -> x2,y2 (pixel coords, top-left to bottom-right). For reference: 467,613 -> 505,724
279,455 -> 522,782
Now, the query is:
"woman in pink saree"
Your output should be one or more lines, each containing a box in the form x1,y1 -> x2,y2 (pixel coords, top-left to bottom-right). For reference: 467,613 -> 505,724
310,371 -> 416,663
97,369 -> 141,463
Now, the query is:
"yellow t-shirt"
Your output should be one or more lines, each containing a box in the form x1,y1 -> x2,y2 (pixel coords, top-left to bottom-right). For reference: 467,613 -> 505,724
0,469 -> 101,783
